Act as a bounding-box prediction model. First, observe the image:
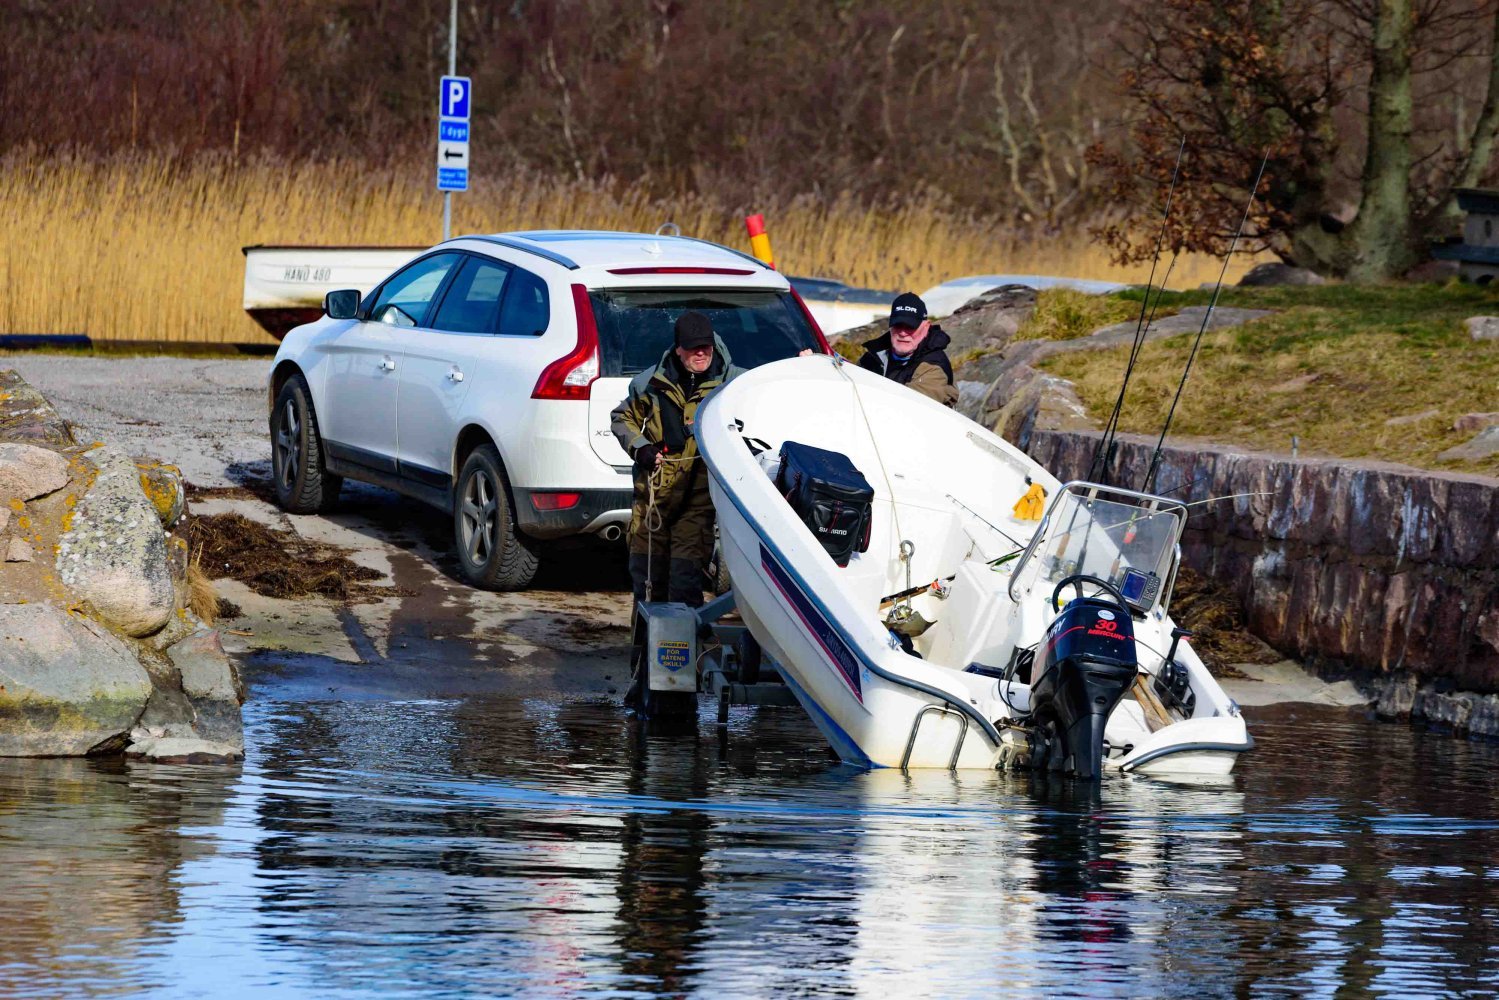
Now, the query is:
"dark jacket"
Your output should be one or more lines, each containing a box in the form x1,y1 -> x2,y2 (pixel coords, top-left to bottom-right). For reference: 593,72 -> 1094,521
857,325 -> 960,407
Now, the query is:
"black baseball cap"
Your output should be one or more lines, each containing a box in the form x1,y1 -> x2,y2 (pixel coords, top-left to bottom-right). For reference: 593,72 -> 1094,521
674,311 -> 715,350
889,292 -> 926,330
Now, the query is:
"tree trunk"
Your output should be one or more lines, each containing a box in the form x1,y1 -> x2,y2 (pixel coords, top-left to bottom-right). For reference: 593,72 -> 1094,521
1440,9 -> 1499,228
1342,0 -> 1416,282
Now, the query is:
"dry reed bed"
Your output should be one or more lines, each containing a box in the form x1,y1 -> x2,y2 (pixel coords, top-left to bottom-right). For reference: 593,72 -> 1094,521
0,152 -> 1248,344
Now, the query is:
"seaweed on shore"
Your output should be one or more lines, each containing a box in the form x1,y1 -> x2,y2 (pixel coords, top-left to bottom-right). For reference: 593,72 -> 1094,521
181,512 -> 383,601
1169,568 -> 1280,676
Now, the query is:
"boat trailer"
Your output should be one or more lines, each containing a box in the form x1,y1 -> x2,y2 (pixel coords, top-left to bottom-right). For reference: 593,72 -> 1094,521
630,590 -> 800,722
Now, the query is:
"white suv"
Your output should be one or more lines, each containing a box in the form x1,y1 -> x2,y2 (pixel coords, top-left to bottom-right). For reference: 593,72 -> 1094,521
267,230 -> 828,589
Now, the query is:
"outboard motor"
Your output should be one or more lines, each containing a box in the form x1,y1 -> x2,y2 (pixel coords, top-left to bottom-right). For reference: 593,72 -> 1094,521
1028,574 -> 1138,780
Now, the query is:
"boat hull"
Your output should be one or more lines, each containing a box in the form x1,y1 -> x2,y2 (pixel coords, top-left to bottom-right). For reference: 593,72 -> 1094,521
699,355 -> 1251,776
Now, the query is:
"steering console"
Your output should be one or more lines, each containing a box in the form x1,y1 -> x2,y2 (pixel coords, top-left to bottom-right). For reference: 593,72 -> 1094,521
1050,573 -> 1131,614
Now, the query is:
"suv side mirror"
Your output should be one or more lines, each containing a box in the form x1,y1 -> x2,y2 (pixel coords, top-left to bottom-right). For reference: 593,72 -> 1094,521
324,289 -> 362,320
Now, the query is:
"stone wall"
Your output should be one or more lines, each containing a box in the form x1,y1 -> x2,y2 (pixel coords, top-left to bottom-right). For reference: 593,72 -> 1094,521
1025,429 -> 1499,697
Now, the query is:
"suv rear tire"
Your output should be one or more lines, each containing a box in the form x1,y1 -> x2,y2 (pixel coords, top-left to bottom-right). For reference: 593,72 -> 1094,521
271,373 -> 342,513
454,444 -> 539,590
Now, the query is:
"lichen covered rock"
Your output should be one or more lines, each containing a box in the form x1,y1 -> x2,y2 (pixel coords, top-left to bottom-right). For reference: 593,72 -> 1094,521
57,448 -> 175,637
135,461 -> 185,527
0,370 -> 76,448
0,604 -> 152,756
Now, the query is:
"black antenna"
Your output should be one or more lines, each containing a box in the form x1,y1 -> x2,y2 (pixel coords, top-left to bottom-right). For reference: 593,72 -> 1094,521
1087,135 -> 1186,486
1140,150 -> 1270,494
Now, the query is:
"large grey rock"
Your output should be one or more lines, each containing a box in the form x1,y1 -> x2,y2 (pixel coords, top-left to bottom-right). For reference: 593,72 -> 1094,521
165,629 -> 244,751
0,604 -> 151,756
1438,426 -> 1499,462
56,448 -> 175,637
0,443 -> 69,502
125,733 -> 242,764
1089,305 -> 1270,343
940,285 -> 1038,357
0,370 -> 76,448
1467,316 -> 1499,341
1374,674 -> 1418,721
1238,262 -> 1328,287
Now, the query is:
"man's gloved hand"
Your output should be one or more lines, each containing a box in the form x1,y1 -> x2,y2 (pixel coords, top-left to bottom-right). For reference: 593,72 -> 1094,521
634,443 -> 663,472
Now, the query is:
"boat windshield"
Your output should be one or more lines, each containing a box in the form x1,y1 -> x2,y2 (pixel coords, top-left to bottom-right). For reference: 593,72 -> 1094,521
1016,490 -> 1184,614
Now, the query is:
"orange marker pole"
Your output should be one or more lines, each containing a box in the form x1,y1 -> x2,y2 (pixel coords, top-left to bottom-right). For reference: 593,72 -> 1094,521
745,214 -> 775,269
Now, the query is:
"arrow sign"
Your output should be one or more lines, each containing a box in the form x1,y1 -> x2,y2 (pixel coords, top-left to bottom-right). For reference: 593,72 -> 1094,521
437,138 -> 469,170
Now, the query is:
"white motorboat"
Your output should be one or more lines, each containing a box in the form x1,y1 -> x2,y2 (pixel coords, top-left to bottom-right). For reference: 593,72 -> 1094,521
697,354 -> 1252,778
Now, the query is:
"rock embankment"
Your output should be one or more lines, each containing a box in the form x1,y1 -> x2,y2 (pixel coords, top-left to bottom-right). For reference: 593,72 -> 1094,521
0,370 -> 241,763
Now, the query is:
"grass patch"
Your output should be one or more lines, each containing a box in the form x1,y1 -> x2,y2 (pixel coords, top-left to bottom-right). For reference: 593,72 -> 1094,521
0,150 -> 1254,345
1013,288 -> 1148,342
1042,281 -> 1499,477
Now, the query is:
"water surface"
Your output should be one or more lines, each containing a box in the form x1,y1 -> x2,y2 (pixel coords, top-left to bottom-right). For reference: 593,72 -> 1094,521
3,693 -> 1497,998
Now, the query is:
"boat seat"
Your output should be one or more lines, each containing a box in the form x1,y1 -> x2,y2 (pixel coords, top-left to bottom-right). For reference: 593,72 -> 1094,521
919,557 -> 1018,668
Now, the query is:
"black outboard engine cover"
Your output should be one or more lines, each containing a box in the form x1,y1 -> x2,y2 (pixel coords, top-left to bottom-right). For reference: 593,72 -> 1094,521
1029,597 -> 1138,780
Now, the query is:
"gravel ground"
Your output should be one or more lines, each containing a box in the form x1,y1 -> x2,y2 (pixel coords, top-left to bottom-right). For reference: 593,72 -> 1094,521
0,356 -> 272,487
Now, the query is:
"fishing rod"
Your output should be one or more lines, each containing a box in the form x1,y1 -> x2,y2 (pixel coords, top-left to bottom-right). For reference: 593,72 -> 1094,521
946,493 -> 1027,549
1088,135 -> 1187,487
1140,151 -> 1270,495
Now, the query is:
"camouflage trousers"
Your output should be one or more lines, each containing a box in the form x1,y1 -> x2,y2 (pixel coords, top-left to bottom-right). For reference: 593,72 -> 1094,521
627,478 -> 714,608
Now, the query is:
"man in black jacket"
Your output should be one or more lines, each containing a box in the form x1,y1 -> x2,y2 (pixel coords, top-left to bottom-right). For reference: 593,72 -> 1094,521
857,292 -> 959,407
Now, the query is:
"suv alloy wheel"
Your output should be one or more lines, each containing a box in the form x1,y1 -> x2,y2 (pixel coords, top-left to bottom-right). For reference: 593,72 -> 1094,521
454,444 -> 539,590
271,374 -> 342,513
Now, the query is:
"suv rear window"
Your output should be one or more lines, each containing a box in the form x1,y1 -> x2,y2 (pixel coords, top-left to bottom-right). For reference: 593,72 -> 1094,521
589,289 -> 820,377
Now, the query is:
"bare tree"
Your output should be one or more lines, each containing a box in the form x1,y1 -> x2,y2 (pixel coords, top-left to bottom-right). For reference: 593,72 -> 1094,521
1094,0 -> 1499,281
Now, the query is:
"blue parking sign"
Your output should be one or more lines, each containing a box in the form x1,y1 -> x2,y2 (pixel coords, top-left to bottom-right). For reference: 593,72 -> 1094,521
440,76 -> 471,120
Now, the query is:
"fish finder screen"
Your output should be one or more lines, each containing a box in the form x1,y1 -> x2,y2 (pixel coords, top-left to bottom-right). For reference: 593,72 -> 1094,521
1121,568 -> 1160,609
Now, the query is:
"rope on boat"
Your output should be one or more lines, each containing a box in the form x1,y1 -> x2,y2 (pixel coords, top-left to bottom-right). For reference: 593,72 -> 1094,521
831,355 -> 919,623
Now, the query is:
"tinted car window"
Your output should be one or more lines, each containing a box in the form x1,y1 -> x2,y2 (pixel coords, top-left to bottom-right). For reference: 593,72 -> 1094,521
431,257 -> 509,333
589,289 -> 818,377
497,267 -> 550,337
369,253 -> 460,328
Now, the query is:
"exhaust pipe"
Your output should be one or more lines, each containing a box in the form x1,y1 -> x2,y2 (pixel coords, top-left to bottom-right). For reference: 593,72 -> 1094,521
599,523 -> 623,542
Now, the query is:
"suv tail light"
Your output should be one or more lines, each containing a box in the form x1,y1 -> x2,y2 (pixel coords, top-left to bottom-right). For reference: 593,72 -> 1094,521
789,286 -> 833,355
532,284 -> 600,400
531,492 -> 581,511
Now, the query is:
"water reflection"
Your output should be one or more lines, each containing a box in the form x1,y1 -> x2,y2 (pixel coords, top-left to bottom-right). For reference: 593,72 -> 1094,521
2,696 -> 1499,996
0,756 -> 234,998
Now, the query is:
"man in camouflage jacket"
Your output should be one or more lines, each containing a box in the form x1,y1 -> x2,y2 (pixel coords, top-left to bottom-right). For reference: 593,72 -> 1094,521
610,311 -> 743,607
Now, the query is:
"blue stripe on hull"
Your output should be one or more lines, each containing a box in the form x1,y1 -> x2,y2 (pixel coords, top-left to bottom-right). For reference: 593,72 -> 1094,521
760,544 -> 863,702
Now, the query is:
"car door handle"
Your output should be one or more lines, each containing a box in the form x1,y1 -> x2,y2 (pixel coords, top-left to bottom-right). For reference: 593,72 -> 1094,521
447,368 -> 464,383
379,356 -> 397,372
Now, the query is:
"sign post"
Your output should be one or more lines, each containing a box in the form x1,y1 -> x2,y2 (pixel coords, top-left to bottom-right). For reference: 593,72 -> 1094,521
437,0 -> 466,240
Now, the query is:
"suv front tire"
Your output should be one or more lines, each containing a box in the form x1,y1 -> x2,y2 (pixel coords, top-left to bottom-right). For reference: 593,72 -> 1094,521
454,444 -> 539,590
271,373 -> 342,513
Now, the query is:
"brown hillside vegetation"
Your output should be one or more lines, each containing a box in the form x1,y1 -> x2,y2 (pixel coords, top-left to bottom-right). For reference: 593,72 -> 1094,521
1,0 -> 1126,223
